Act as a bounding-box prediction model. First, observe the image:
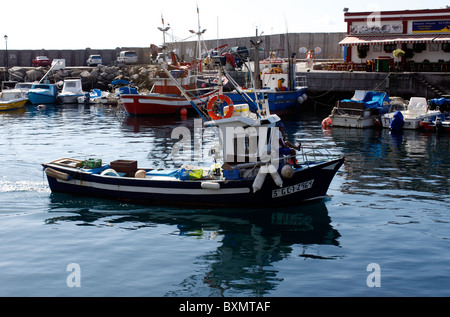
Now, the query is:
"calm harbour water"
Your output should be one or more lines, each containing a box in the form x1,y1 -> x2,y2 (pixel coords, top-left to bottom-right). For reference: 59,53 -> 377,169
0,103 -> 449,297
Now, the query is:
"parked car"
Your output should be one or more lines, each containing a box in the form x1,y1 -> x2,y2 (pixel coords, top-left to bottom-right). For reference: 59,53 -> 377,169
86,55 -> 102,66
117,51 -> 138,64
32,56 -> 51,67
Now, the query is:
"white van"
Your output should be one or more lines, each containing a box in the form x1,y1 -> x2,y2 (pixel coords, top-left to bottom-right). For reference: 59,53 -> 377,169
117,51 -> 138,64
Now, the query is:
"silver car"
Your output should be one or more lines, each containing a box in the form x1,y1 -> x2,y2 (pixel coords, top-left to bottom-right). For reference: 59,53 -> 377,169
87,55 -> 102,66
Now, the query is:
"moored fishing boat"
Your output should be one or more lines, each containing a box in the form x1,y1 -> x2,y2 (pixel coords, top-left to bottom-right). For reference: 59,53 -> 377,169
0,90 -> 28,111
420,113 -> 450,132
381,97 -> 443,130
120,62 -> 218,115
42,63 -> 344,208
27,83 -> 59,105
58,78 -> 86,104
121,89 -> 218,115
2,81 -> 34,100
224,51 -> 308,113
322,90 -> 392,128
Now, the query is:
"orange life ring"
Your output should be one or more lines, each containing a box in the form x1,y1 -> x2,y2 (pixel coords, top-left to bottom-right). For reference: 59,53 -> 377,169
207,95 -> 234,120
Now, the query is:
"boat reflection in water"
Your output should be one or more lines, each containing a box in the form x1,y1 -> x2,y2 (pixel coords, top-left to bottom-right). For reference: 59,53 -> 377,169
46,195 -> 340,296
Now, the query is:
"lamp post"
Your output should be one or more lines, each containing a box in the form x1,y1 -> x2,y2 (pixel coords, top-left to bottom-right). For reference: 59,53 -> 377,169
4,35 -> 8,69
157,15 -> 170,63
157,26 -> 170,60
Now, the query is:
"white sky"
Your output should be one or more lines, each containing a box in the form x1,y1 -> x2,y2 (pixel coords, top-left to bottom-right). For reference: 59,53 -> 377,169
1,0 -> 449,50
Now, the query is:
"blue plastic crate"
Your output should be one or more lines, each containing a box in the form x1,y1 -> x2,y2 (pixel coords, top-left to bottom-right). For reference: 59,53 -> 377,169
223,169 -> 240,180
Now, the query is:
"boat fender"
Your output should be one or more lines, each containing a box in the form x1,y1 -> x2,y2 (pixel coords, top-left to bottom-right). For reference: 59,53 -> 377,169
374,118 -> 382,128
201,181 -> 220,190
297,96 -> 304,104
322,117 -> 332,129
281,164 -> 295,179
268,164 -> 283,187
135,170 -> 146,178
100,168 -> 120,177
45,168 -> 71,181
252,165 -> 268,193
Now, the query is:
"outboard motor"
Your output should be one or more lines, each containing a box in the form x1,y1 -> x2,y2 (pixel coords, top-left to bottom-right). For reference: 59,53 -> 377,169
435,115 -> 443,131
390,111 -> 404,130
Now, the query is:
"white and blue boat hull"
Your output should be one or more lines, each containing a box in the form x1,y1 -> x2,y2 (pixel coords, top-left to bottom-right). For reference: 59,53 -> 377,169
225,88 -> 307,113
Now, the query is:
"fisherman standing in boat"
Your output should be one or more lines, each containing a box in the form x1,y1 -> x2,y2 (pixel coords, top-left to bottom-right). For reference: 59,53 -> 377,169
276,122 -> 301,168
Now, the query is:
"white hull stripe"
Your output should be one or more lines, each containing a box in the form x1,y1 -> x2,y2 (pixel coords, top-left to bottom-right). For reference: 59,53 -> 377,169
56,179 -> 251,195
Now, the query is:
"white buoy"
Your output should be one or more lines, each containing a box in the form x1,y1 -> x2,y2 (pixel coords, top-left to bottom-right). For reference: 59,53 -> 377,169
252,165 -> 268,193
268,164 -> 283,187
135,170 -> 146,178
281,164 -> 295,179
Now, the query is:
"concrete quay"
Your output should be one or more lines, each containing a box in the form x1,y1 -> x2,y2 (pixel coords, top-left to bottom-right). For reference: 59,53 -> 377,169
296,62 -> 450,109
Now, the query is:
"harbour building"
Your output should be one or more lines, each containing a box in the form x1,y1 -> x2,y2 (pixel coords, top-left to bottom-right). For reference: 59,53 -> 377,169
339,8 -> 450,72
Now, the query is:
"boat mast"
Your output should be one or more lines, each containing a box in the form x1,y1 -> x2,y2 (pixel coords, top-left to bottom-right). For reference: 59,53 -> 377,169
253,27 -> 262,90
189,5 -> 206,73
38,60 -> 64,84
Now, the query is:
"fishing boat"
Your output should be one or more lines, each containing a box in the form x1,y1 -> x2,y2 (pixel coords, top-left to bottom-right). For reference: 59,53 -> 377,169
77,89 -> 121,104
120,60 -> 217,115
42,64 -> 344,208
420,113 -> 450,132
224,52 -> 308,113
77,89 -> 105,104
1,81 -> 34,100
58,78 -> 86,104
27,83 -> 59,105
380,97 -> 443,130
121,89 -> 218,115
322,90 -> 392,128
26,59 -> 65,105
0,90 -> 28,111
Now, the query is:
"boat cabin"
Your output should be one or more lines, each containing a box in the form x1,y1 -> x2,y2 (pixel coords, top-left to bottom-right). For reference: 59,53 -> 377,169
61,78 -> 83,94
205,101 -> 282,165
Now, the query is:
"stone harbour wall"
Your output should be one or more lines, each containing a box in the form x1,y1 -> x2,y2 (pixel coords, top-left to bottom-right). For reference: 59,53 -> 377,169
3,64 -> 161,92
0,33 -> 346,68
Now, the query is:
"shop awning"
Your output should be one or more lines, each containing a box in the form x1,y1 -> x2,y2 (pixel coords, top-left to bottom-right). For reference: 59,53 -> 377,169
433,34 -> 450,42
339,34 -> 446,46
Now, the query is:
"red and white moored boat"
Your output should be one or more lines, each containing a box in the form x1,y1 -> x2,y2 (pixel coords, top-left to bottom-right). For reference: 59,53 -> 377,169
120,56 -> 219,115
120,89 -> 217,115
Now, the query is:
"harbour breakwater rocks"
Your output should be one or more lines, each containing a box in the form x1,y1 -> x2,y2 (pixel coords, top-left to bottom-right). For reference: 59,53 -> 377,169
5,64 -> 161,92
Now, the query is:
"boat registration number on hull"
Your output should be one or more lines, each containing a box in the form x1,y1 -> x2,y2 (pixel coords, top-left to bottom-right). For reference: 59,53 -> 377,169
272,179 -> 314,198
